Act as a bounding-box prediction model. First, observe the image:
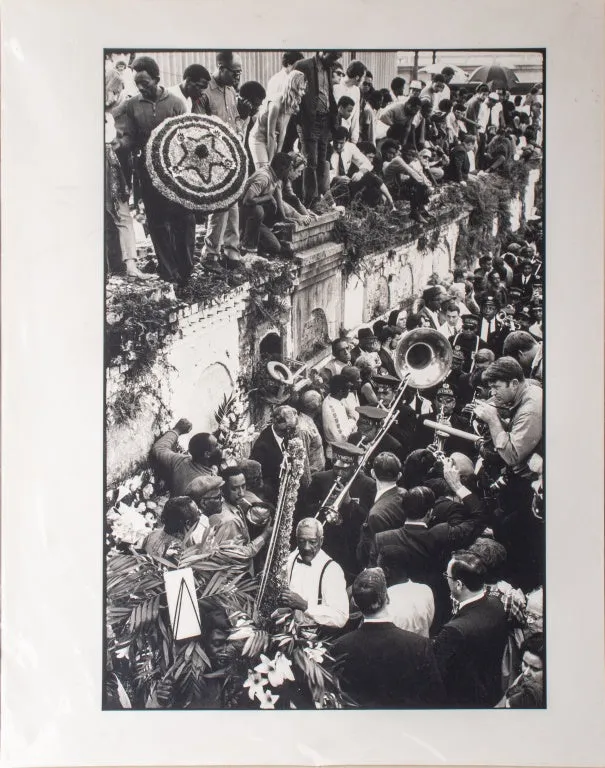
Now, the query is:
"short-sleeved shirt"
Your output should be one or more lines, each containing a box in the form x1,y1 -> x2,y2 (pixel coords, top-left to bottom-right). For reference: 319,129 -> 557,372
196,76 -> 238,129
242,165 -> 280,202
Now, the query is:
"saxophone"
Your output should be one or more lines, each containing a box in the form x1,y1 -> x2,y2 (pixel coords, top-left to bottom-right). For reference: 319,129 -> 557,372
253,435 -> 306,624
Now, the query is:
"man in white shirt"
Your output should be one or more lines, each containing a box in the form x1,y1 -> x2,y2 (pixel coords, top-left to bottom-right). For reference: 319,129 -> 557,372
321,374 -> 357,460
328,127 -> 392,209
439,301 -> 463,338
165,63 -> 211,112
280,518 -> 349,628
333,59 -> 366,144
420,73 -> 446,110
265,50 -> 304,101
378,546 -> 435,637
390,76 -> 406,104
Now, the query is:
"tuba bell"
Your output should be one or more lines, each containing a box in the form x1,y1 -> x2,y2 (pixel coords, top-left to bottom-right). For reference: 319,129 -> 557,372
393,328 -> 453,390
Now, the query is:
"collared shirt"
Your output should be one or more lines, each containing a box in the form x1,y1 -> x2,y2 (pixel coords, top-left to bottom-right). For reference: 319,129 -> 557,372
480,317 -> 497,341
286,548 -> 349,628
333,80 -> 362,142
374,483 -> 398,503
456,590 -> 486,613
387,581 -> 435,637
329,141 -> 372,180
322,395 -> 357,452
242,165 -> 281,203
492,379 -> 543,467
196,76 -> 238,129
271,425 -> 285,453
439,320 -> 462,338
115,88 -> 186,152
425,307 -> 441,328
324,359 -> 347,377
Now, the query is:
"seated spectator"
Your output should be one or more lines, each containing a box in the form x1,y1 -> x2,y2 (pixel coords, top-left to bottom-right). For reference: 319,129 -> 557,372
323,337 -> 352,379
328,128 -> 394,209
445,134 -> 477,183
418,147 -> 445,183
322,374 -> 358,460
382,141 -> 433,223
240,152 -> 295,257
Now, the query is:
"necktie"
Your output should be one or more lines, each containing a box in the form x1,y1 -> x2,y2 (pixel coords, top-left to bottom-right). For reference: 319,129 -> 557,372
338,152 -> 346,177
296,557 -> 311,567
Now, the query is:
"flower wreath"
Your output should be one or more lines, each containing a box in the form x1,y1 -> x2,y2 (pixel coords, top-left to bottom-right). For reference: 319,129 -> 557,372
145,113 -> 248,212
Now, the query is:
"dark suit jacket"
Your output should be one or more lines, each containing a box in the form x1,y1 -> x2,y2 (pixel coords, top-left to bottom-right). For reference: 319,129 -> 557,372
512,273 -> 538,302
357,486 -> 407,569
378,348 -> 398,377
250,426 -> 283,505
432,594 -> 508,707
298,469 -> 376,583
294,55 -> 337,135
333,621 -> 446,708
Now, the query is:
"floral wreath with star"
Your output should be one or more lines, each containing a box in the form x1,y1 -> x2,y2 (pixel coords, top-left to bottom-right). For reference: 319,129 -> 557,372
145,113 -> 248,213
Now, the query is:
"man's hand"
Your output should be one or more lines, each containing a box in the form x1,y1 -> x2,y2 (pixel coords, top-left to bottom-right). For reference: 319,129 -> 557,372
351,171 -> 365,182
473,401 -> 499,425
174,418 -> 193,435
279,588 -> 308,612
443,458 -> 464,495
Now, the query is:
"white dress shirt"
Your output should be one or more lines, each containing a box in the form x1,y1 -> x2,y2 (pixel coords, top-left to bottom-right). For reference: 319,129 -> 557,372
387,581 -> 435,637
329,141 -> 372,180
480,317 -> 497,341
439,319 -> 462,338
286,549 -> 349,628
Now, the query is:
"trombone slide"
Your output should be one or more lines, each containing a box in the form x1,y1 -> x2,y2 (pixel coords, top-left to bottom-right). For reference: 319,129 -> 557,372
423,420 -> 482,443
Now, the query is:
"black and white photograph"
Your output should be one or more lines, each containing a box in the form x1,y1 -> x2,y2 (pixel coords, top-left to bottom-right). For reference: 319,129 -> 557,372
3,1 -> 605,765
103,47 -> 546,711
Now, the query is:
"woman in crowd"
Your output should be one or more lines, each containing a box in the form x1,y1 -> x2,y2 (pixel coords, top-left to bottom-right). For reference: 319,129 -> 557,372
248,70 -> 307,168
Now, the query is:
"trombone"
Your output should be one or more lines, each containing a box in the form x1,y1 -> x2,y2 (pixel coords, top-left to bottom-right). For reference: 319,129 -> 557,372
316,328 -> 454,524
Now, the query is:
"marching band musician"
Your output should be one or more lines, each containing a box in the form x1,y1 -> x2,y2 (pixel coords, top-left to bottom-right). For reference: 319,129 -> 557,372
428,382 -> 477,457
298,442 -> 375,583
349,405 -> 404,466
450,314 -> 489,375
279,518 -> 349,629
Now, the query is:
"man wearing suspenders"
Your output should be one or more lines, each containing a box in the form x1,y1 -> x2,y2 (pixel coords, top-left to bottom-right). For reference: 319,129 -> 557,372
279,518 -> 349,629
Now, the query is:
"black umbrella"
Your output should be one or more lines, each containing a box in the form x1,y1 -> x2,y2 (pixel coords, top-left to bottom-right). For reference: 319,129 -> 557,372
468,64 -> 519,90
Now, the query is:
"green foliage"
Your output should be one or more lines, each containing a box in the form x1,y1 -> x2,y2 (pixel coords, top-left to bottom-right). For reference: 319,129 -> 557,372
106,526 -> 258,709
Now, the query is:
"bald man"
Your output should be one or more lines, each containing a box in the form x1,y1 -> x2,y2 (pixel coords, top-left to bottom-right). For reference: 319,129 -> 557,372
280,518 -> 349,629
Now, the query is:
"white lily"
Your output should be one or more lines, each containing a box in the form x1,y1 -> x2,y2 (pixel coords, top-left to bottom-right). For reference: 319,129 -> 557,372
243,670 -> 266,701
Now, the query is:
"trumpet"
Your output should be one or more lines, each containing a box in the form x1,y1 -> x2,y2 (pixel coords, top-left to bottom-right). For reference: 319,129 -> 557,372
496,310 -> 521,332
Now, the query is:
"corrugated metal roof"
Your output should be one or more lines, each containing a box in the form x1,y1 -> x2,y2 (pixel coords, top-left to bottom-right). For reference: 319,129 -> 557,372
136,50 -> 399,90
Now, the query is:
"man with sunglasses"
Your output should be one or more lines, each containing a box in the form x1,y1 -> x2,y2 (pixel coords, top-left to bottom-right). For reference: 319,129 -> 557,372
196,51 -> 245,268
294,51 -> 343,211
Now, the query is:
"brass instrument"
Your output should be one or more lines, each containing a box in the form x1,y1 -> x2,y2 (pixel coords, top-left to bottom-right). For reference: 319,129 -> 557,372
263,359 -> 313,405
496,309 -> 521,332
428,405 -> 448,456
317,328 -> 453,524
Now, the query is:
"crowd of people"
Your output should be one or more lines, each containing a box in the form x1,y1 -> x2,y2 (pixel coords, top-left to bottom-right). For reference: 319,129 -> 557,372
105,51 -> 543,283
106,49 -> 545,710
139,219 -> 544,708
